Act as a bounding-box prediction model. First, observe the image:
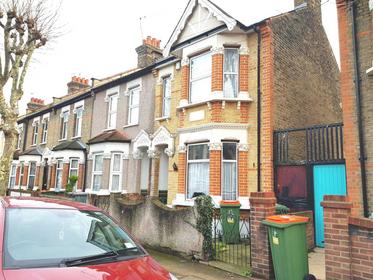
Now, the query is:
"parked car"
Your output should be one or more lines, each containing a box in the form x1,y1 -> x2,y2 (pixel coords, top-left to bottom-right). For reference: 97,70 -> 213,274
0,196 -> 178,280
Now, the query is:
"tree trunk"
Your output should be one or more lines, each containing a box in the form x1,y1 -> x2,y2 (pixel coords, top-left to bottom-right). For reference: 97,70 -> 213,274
0,129 -> 18,196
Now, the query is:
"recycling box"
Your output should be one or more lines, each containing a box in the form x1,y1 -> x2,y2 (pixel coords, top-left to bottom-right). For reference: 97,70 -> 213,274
220,201 -> 241,244
262,215 -> 309,280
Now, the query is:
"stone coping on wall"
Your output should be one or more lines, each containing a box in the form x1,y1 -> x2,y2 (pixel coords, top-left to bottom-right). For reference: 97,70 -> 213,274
349,216 -> 373,230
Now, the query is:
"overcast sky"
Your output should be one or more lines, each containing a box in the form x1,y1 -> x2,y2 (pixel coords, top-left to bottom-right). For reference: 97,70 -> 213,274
18,0 -> 339,114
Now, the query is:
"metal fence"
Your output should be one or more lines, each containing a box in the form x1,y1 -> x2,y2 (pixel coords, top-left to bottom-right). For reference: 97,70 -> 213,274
212,211 -> 251,269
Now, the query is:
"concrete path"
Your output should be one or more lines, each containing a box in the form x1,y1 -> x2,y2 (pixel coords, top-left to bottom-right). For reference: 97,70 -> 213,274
148,249 -> 249,280
308,248 -> 325,280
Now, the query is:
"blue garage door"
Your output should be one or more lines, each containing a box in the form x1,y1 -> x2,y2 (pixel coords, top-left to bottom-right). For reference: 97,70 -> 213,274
313,164 -> 346,247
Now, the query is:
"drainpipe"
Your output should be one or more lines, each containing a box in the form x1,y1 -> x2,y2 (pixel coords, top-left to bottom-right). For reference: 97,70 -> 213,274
351,1 -> 369,217
254,25 -> 262,192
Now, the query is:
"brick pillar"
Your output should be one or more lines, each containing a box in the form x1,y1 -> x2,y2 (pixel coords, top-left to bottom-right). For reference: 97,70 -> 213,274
249,192 -> 276,280
49,164 -> 56,189
149,152 -> 160,197
15,166 -> 20,186
22,164 -> 29,187
77,163 -> 84,190
321,195 -> 353,280
209,143 -> 221,196
181,60 -> 190,101
62,162 -> 70,189
336,0 -> 363,216
238,146 -> 249,197
178,147 -> 186,194
212,52 -> 223,93
34,164 -> 40,188
260,22 -> 275,192
211,101 -> 222,122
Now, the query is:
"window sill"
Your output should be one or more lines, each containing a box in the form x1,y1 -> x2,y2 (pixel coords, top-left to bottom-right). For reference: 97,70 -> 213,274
30,144 -> 37,147
40,142 -> 47,145
177,95 -> 253,111
155,116 -> 171,122
71,136 -> 81,140
58,138 -> 67,142
123,123 -> 138,129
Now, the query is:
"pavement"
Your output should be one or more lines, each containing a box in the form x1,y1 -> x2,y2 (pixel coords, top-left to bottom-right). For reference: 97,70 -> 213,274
308,248 -> 325,280
148,249 -> 249,280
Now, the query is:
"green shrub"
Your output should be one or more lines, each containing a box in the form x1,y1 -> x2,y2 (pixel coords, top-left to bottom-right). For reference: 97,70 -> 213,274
65,175 -> 78,193
275,203 -> 290,214
195,195 -> 214,260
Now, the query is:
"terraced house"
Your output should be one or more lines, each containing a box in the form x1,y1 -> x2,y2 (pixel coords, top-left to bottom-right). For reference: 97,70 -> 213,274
148,0 -> 341,207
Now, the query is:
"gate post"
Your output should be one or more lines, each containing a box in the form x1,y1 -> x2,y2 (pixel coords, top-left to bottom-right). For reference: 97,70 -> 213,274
249,192 -> 276,279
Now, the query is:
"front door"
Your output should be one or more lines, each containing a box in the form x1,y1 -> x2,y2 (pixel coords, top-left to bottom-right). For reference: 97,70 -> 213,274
313,164 -> 346,247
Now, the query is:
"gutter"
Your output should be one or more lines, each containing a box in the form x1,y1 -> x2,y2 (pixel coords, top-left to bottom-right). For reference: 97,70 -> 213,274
351,1 -> 369,217
254,25 -> 262,192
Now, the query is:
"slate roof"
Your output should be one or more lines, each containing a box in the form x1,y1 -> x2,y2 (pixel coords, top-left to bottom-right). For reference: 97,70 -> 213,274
19,146 -> 43,156
88,130 -> 131,145
52,140 -> 86,151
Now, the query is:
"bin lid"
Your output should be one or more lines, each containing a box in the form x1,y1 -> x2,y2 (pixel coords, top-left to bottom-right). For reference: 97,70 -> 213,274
265,215 -> 309,224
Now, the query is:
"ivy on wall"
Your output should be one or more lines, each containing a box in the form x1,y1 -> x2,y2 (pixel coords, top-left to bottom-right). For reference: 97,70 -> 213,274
195,195 -> 214,260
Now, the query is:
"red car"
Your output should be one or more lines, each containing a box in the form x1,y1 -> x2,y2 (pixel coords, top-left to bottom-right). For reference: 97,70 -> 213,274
0,196 -> 178,280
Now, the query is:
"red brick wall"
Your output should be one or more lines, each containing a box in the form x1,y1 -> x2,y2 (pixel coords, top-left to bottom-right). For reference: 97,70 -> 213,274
22,165 -> 29,186
178,152 -> 186,194
15,166 -> 20,186
238,150 -> 248,196
211,102 -> 222,123
336,0 -> 364,216
62,163 -> 69,189
181,65 -> 189,101
49,164 -> 56,189
77,164 -> 84,190
239,54 -> 249,92
209,149 -> 221,196
260,22 -> 275,192
212,53 -> 223,92
321,195 -> 373,280
34,166 -> 40,188
292,210 -> 315,250
240,103 -> 249,123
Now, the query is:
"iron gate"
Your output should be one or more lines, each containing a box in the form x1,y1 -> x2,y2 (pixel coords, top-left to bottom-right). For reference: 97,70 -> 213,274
212,211 -> 251,269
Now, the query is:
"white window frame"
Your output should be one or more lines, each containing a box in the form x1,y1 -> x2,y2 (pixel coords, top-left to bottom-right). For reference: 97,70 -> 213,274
55,159 -> 63,191
69,158 -> 79,191
109,152 -> 123,192
221,142 -> 238,200
223,48 -> 239,98
74,106 -> 84,137
41,118 -> 49,144
32,122 -> 39,145
107,94 -> 118,129
19,162 -> 24,187
91,153 -> 104,192
27,161 -> 37,189
60,111 -> 69,140
189,52 -> 212,103
186,143 -> 210,199
8,164 -> 17,189
128,86 -> 140,125
162,76 -> 171,117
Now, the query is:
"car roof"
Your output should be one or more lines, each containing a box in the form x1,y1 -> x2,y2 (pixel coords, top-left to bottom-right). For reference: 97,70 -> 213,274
1,196 -> 100,211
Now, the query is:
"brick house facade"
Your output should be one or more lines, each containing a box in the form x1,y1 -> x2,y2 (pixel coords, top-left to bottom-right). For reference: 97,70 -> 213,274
335,0 -> 373,217
153,0 -> 341,207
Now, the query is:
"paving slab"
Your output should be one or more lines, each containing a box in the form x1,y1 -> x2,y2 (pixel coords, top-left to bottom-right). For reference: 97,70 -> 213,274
308,248 -> 325,280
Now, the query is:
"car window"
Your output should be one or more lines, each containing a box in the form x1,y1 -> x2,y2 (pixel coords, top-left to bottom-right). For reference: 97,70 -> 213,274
3,208 -> 144,269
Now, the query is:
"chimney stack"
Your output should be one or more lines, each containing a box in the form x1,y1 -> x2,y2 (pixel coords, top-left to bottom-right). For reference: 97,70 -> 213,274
27,98 -> 45,114
67,76 -> 90,95
135,36 -> 163,68
294,0 -> 321,22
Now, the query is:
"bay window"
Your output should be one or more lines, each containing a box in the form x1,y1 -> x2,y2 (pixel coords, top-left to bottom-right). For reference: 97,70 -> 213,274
107,94 -> 118,129
222,142 -> 237,200
223,48 -> 239,98
69,158 -> 79,190
128,87 -> 140,125
162,77 -> 171,117
189,52 -> 211,103
55,159 -> 63,191
8,165 -> 16,189
28,161 -> 36,189
92,154 -> 103,191
109,153 -> 122,192
187,143 -> 209,199
74,106 -> 83,137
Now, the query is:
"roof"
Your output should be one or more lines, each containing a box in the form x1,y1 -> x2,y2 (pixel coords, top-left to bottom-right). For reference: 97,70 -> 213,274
88,130 -> 131,145
1,197 -> 99,211
19,147 -> 43,156
52,140 -> 87,151
13,150 -> 20,160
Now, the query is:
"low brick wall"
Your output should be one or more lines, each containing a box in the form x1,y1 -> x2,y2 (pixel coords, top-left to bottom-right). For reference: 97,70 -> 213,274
292,210 -> 315,250
322,195 -> 373,280
110,196 -> 203,257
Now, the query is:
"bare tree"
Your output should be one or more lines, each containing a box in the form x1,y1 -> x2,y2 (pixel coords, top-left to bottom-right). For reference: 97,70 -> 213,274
0,0 -> 60,195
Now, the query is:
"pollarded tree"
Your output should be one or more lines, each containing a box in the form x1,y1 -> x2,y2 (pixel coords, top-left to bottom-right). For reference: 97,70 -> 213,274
0,0 -> 59,195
